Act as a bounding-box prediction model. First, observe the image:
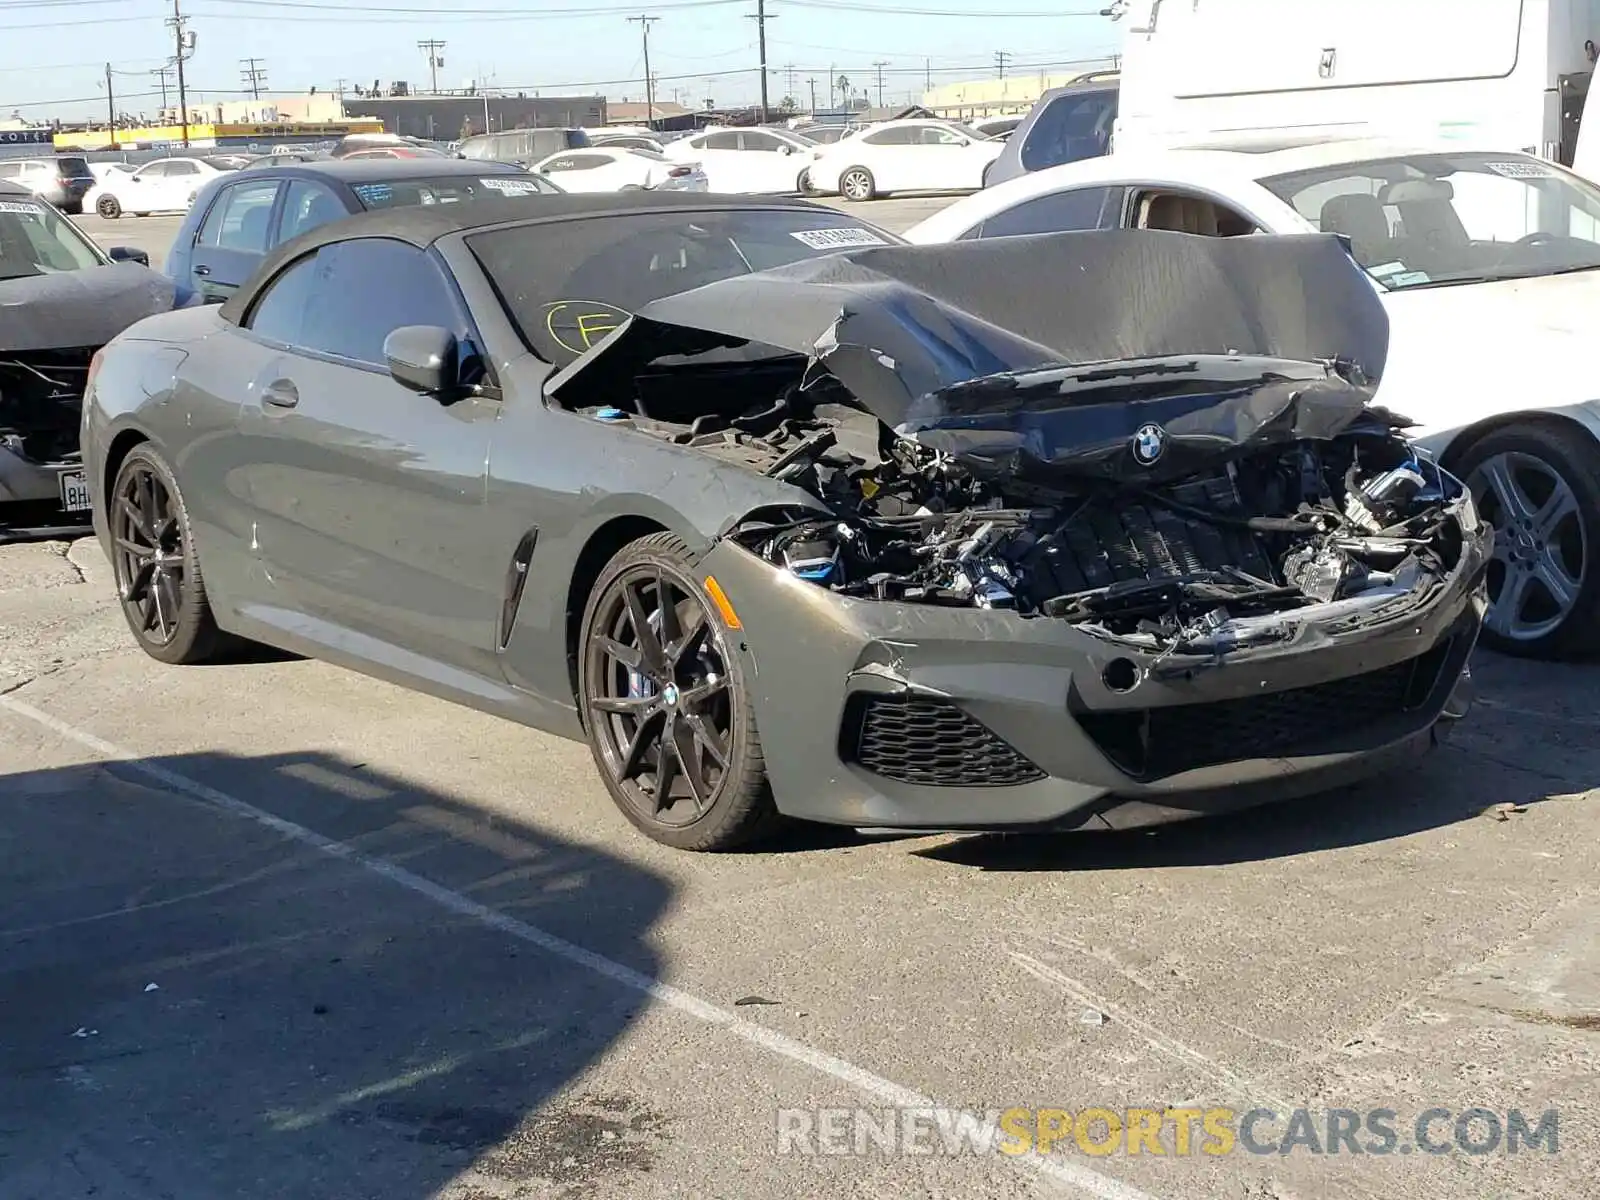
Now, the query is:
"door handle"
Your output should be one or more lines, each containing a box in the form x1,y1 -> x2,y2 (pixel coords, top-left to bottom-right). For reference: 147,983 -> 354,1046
193,265 -> 211,277
262,379 -> 299,409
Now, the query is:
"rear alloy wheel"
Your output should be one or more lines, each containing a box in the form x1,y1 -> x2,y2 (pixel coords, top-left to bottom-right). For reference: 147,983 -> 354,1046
797,168 -> 814,195
839,166 -> 876,202
578,533 -> 779,850
96,194 -> 121,219
1458,423 -> 1600,658
110,445 -> 228,665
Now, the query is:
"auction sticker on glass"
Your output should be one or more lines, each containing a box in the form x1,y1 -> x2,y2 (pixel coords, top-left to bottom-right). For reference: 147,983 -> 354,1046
0,200 -> 45,215
480,177 -> 546,196
790,227 -> 889,249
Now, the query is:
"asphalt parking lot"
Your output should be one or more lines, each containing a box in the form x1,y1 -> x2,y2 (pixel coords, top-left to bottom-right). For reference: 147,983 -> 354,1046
2,198 -> 1597,1200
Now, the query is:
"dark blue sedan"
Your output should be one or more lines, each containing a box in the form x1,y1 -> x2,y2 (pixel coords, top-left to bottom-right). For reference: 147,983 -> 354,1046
165,157 -> 564,305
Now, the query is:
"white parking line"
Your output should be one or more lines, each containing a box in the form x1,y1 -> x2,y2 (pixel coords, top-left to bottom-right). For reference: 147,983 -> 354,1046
0,693 -> 1159,1200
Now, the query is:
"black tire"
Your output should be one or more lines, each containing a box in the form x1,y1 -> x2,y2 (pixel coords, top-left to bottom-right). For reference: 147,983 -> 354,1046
1454,422 -> 1600,659
577,532 -> 781,851
838,166 -> 876,202
96,195 -> 121,219
109,444 -> 229,666
797,168 -> 814,195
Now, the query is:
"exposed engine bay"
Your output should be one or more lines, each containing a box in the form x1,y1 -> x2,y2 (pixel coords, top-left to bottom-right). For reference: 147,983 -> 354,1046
568,352 -> 1475,660
0,348 -> 93,468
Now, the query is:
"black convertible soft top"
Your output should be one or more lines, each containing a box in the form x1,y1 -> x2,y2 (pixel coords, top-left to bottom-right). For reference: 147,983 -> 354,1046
216,191 -> 830,325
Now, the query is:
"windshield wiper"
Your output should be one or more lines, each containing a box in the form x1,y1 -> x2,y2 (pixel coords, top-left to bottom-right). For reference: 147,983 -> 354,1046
1393,262 -> 1600,289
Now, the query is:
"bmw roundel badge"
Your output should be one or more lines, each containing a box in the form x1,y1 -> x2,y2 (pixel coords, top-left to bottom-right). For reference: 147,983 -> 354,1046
1132,422 -> 1166,467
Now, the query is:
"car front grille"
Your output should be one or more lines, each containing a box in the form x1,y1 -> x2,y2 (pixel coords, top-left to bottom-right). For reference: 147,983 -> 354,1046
840,695 -> 1046,788
1074,641 -> 1455,781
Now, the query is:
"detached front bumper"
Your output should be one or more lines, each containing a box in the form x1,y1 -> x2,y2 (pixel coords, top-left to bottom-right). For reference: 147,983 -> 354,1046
700,526 -> 1489,832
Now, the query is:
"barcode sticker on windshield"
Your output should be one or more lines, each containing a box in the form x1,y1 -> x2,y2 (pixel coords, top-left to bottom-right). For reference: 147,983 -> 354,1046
1484,160 -> 1558,179
480,177 -> 544,194
0,200 -> 44,215
790,227 -> 889,249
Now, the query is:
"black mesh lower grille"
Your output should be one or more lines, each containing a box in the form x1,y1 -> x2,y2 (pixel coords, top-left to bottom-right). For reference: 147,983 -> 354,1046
840,695 -> 1046,788
1075,641 -> 1454,781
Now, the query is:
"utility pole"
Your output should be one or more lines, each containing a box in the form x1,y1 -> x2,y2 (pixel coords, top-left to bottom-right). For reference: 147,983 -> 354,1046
417,39 -> 446,94
104,63 -> 116,138
746,0 -> 773,123
806,75 -> 817,115
784,62 -> 796,99
925,57 -> 932,90
149,64 -> 173,110
627,15 -> 659,130
872,60 -> 888,108
166,0 -> 193,148
239,57 -> 266,100
994,50 -> 1011,79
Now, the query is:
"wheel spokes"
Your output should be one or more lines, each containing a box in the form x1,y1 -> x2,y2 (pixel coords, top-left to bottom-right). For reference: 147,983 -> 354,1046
617,708 -> 666,782
622,581 -> 668,677
670,717 -> 710,811
596,635 -> 643,673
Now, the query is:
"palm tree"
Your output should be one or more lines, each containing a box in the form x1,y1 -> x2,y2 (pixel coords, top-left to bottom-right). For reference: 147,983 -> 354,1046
835,74 -> 850,107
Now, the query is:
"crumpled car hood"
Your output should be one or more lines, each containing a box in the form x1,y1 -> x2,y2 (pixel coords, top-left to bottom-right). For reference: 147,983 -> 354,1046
0,264 -> 177,353
547,228 -> 1395,482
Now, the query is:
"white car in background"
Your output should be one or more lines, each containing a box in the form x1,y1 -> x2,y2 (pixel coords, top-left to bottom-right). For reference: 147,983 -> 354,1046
531,145 -> 707,192
86,156 -> 229,218
806,119 -> 1005,201
662,126 -> 819,194
906,138 -> 1600,659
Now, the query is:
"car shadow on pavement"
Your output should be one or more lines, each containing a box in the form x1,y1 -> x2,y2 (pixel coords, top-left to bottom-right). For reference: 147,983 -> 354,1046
913,738 -> 1573,873
0,750 -> 672,1200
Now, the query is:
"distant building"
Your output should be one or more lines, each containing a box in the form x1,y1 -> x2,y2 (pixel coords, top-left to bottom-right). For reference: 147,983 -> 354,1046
167,93 -> 345,126
343,94 -> 607,140
920,62 -> 1119,119
604,100 -> 693,127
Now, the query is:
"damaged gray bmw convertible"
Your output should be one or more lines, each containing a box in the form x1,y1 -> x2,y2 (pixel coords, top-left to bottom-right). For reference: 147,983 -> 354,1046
80,193 -> 1490,850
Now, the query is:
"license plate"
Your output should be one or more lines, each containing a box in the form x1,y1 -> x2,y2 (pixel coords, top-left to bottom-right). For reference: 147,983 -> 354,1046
58,470 -> 91,513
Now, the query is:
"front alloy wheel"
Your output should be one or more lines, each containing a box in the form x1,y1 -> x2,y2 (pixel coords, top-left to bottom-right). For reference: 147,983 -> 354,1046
110,446 -> 228,664
96,194 -> 121,219
1459,424 -> 1600,658
578,533 -> 778,850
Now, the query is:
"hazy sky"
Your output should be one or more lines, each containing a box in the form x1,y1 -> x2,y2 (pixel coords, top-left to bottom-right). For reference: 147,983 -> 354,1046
2,0 -> 1120,122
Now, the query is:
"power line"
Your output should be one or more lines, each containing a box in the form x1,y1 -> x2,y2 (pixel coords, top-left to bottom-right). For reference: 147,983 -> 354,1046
417,38 -> 446,94
626,14 -> 659,128
745,0 -> 773,123
239,56 -> 267,99
166,0 -> 194,147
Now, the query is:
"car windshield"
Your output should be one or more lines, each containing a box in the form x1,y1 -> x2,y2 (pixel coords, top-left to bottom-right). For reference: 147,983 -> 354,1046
467,208 -> 900,364
1259,151 -> 1600,290
943,122 -> 991,141
0,194 -> 102,279
349,173 -> 563,210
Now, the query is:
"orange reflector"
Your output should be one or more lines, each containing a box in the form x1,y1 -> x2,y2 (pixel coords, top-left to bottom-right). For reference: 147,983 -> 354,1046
703,575 -> 742,629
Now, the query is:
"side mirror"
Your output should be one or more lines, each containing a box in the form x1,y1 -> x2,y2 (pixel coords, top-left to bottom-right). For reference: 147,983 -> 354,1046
384,325 -> 459,396
777,143 -> 795,155
107,246 -> 150,266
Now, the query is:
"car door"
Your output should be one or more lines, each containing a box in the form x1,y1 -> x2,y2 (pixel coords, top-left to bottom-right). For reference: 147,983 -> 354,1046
187,176 -> 283,302
909,124 -> 984,191
158,159 -> 205,210
683,131 -> 743,191
854,126 -> 917,190
229,237 -> 503,675
735,130 -> 800,193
